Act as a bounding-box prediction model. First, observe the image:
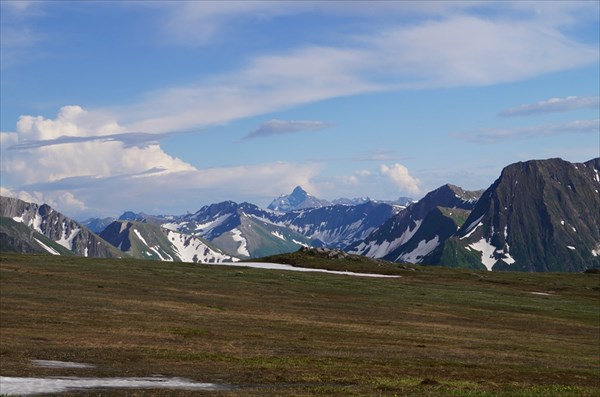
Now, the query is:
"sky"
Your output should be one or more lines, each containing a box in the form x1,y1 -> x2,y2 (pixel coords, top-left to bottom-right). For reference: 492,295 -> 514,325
1,1 -> 599,219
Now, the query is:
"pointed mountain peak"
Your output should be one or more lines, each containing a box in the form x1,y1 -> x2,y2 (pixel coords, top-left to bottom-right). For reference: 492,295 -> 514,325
268,186 -> 330,212
291,186 -> 308,197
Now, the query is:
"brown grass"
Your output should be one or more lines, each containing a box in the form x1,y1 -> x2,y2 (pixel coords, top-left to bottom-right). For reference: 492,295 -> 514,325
1,253 -> 599,396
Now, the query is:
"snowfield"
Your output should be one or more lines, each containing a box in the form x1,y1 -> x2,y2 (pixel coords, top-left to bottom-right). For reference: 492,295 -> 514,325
0,376 -> 224,395
216,262 -> 400,278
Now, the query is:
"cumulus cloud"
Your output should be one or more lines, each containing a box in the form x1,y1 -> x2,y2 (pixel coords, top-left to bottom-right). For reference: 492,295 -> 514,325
380,163 -> 421,195
243,119 -> 334,140
2,106 -> 195,187
457,119 -> 600,143
1,105 -> 328,217
0,187 -> 85,214
500,96 -> 600,117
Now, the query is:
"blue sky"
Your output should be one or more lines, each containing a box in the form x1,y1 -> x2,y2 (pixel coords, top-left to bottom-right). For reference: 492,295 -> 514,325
1,1 -> 599,218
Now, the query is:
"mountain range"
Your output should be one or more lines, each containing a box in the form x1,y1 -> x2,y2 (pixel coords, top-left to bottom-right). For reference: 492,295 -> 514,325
2,157 -> 598,272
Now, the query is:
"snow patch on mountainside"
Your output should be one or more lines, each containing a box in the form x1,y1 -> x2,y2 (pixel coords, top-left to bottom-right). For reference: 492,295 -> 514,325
469,238 -> 497,271
461,215 -> 484,239
34,238 -> 60,255
231,228 -> 249,256
165,229 -> 237,263
149,246 -> 173,261
271,231 -> 286,240
133,229 -> 149,247
398,236 -> 440,263
31,211 -> 43,233
352,220 -> 422,259
56,225 -> 80,250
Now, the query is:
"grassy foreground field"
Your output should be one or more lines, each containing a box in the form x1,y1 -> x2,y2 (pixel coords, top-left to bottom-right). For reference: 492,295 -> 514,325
0,253 -> 599,396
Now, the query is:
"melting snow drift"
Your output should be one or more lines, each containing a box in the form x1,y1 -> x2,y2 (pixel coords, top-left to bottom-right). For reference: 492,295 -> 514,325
220,262 -> 400,278
0,376 -> 226,395
31,360 -> 94,369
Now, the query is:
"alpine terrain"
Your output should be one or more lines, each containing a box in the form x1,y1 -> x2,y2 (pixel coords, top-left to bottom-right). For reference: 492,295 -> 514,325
267,186 -> 332,212
437,158 -> 600,271
347,184 -> 482,263
350,157 -> 599,272
99,220 -> 237,263
0,196 -> 121,258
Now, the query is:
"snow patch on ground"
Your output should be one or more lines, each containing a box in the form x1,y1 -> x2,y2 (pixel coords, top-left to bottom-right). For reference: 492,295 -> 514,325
31,360 -> 94,369
231,228 -> 249,256
220,262 -> 400,278
0,376 -> 224,396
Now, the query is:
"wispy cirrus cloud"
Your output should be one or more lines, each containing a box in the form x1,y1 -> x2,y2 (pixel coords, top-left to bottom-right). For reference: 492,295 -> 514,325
121,13 -> 598,134
457,119 -> 600,144
500,96 -> 600,117
7,131 -> 176,151
243,119 -> 334,140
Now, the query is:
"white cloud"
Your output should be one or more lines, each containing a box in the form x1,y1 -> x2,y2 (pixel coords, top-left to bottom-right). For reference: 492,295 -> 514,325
118,13 -> 597,135
1,186 -> 86,216
369,16 -> 598,88
458,119 -> 600,143
17,161 -> 323,217
16,105 -> 122,140
244,119 -> 334,140
152,1 -> 599,46
380,163 -> 421,195
0,186 -> 43,204
2,106 -> 195,187
156,1 -> 308,46
0,1 -> 49,69
500,96 -> 600,117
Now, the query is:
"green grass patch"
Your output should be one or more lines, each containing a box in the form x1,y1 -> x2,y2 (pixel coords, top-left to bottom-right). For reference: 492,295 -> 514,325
1,252 -> 598,396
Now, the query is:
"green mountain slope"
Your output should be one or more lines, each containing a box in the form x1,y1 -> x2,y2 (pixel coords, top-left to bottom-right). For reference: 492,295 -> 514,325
0,217 -> 73,255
